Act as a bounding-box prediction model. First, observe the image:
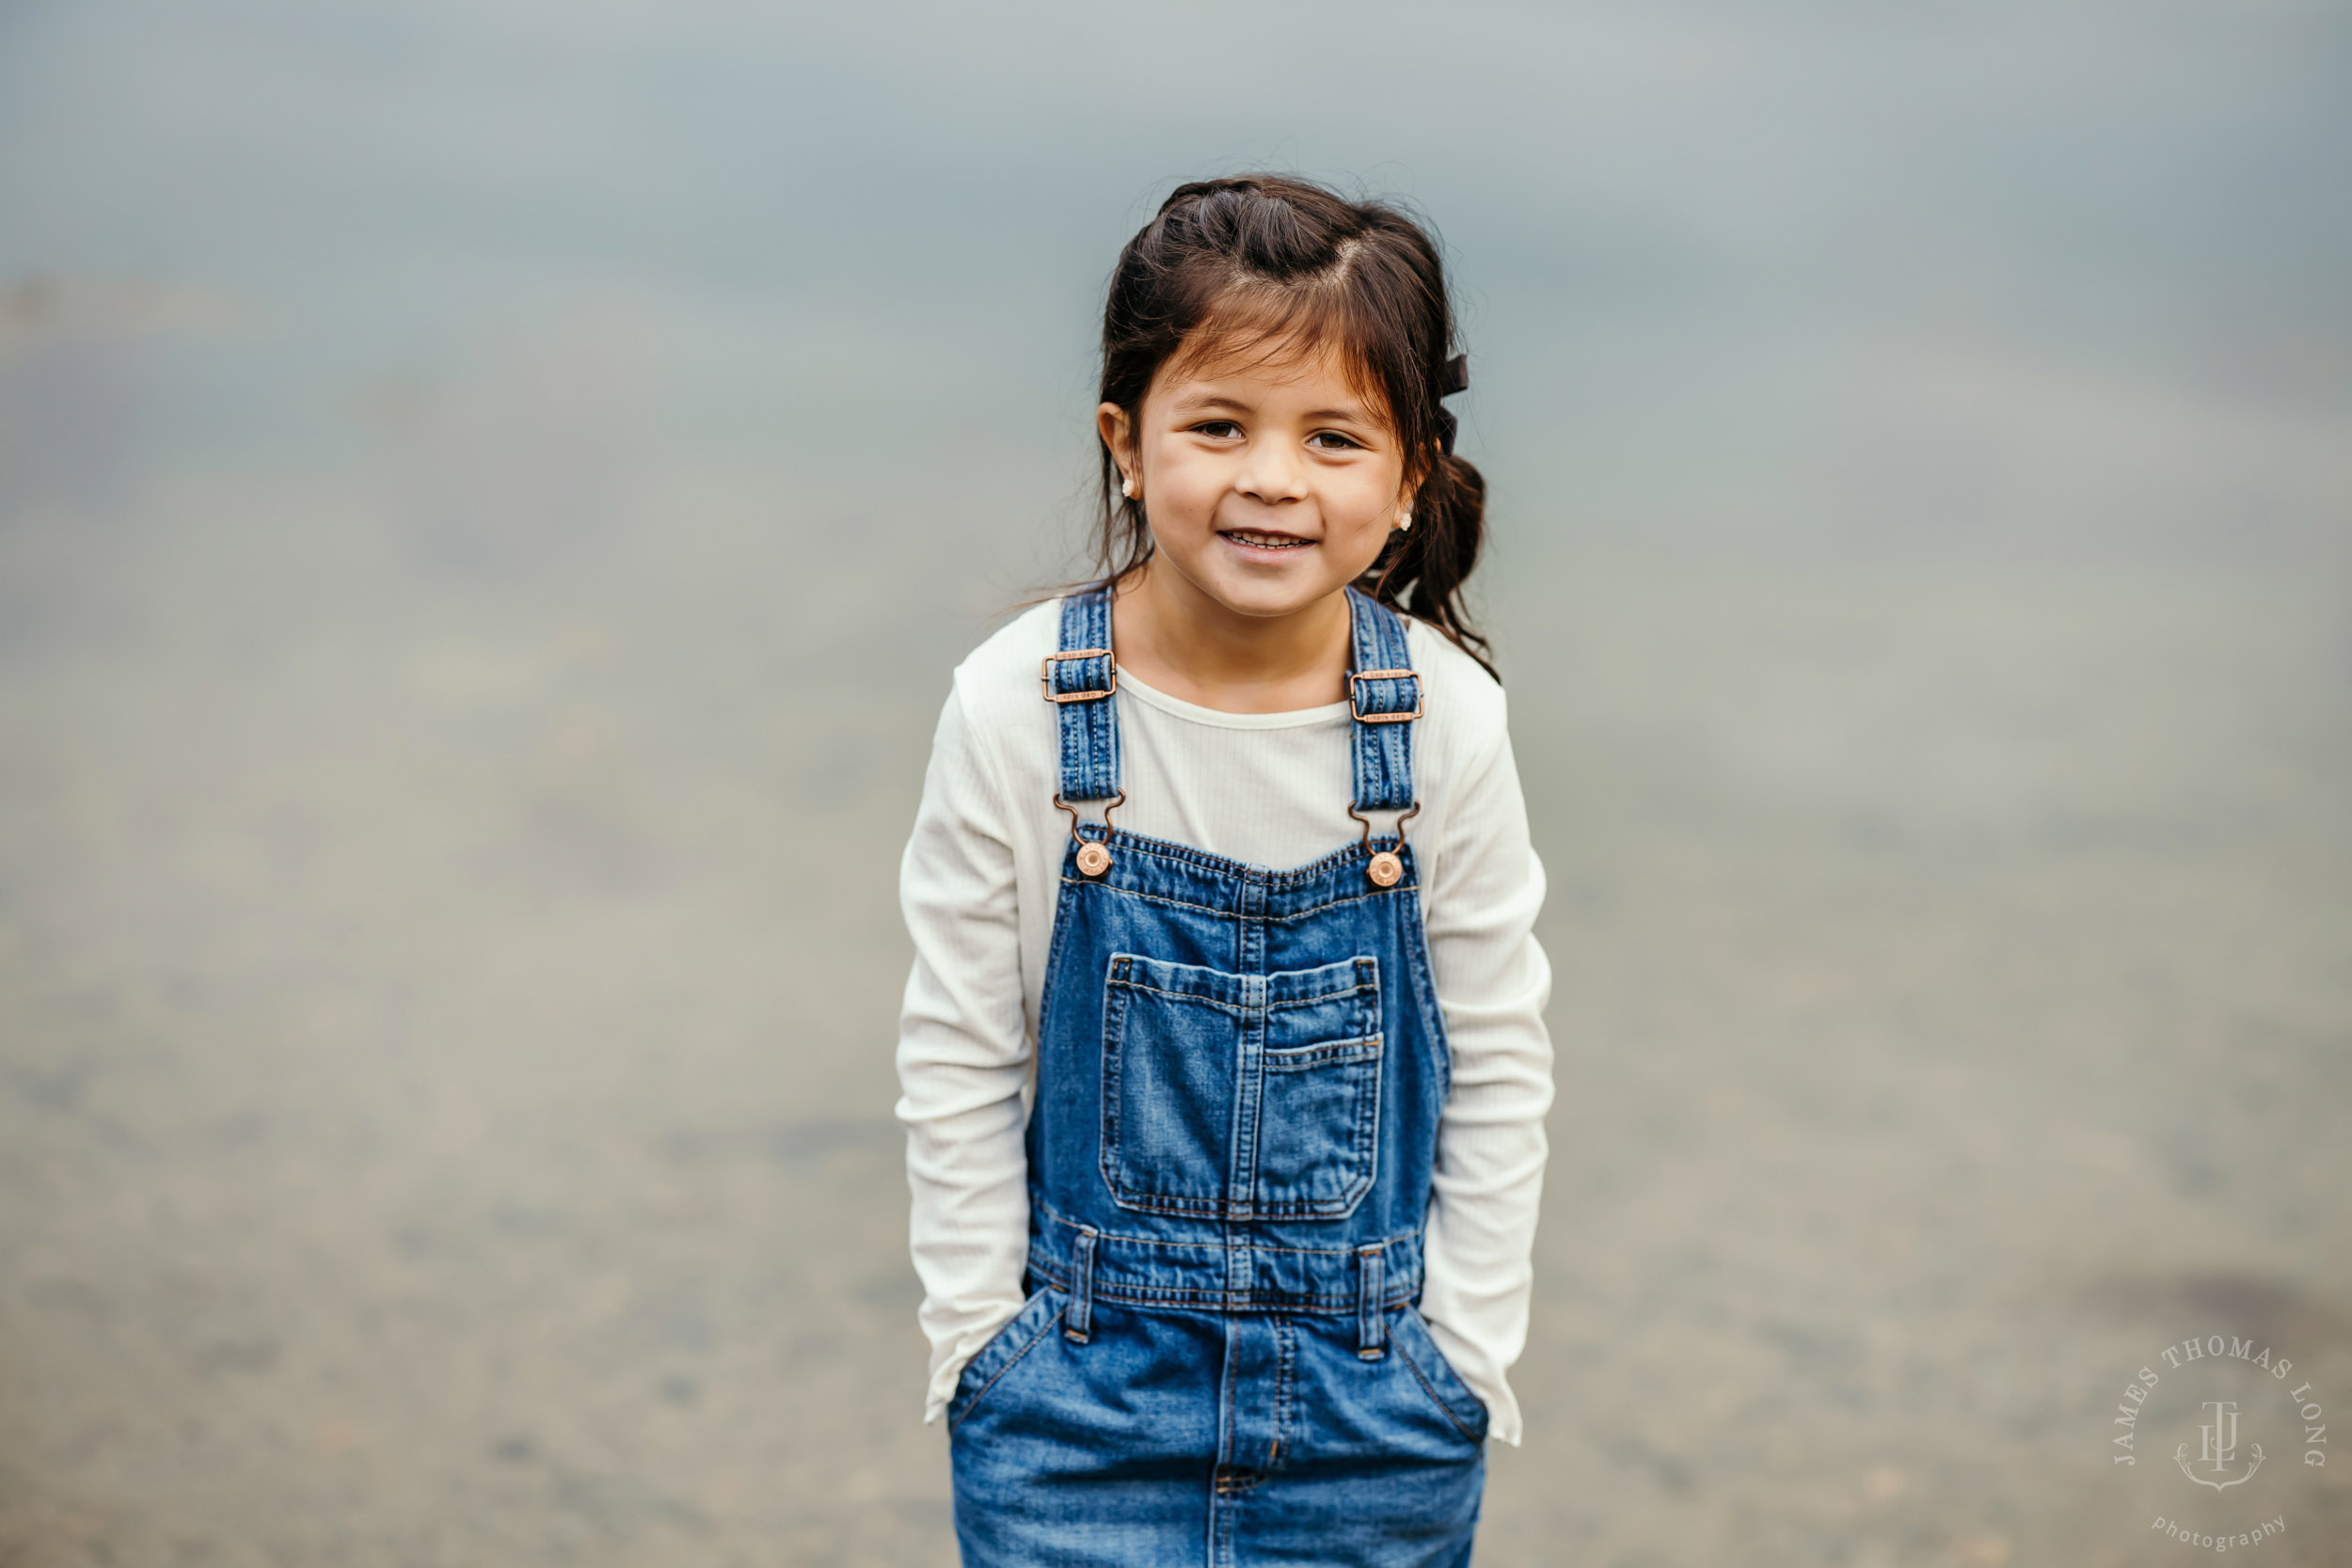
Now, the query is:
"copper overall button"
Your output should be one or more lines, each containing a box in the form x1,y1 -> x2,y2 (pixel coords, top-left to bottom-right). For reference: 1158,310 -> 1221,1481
1076,841 -> 1113,878
1366,850 -> 1403,887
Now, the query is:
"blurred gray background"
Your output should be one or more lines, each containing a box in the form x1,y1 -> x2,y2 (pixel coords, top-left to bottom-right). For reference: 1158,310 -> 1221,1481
2,2 -> 2348,1564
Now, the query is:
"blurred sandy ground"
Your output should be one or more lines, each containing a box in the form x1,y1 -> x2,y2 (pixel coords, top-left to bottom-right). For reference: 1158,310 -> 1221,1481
1,3 -> 2348,1564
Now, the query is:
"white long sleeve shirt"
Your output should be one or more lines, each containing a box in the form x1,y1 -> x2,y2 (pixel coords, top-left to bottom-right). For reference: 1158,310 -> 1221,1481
894,598 -> 1554,1444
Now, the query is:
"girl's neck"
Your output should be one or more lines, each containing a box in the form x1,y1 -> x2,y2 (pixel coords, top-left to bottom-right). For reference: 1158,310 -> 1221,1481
1109,561 -> 1354,715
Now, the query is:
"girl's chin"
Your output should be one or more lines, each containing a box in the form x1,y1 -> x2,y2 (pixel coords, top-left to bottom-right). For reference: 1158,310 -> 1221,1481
1189,571 -> 1345,623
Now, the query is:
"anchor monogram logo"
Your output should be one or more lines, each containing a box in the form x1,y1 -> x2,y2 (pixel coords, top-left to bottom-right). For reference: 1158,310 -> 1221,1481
2175,1400 -> 2264,1491
2106,1331 -> 2324,1550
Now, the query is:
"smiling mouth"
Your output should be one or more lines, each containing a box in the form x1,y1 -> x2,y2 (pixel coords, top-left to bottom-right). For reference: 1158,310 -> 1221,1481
1220,529 -> 1315,550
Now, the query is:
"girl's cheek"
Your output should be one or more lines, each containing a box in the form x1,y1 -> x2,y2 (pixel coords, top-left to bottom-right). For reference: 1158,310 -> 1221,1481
1155,469 -> 1226,532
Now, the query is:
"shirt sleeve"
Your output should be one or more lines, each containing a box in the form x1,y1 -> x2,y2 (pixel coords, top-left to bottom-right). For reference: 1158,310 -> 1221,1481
1416,708 -> 1555,1448
893,681 -> 1036,1424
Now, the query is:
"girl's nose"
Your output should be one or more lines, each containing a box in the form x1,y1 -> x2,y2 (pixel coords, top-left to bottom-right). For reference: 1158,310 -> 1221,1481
1235,436 -> 1310,504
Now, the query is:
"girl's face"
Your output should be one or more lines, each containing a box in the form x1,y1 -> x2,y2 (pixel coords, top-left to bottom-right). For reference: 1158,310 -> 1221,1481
1100,339 -> 1413,625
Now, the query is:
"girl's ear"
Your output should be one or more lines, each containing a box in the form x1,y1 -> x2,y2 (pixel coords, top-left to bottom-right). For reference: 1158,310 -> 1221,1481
1097,403 -> 1136,492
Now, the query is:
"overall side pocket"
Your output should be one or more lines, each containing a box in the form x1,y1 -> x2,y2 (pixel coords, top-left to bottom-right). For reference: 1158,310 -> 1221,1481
1389,1303 -> 1491,1446
946,1287 -> 1067,1432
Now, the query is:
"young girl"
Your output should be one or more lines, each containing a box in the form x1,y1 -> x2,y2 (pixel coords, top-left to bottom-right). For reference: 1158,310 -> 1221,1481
894,175 -> 1554,1566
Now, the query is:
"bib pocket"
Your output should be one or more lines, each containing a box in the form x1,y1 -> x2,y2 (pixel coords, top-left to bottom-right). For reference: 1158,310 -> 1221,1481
1101,953 -> 1382,1220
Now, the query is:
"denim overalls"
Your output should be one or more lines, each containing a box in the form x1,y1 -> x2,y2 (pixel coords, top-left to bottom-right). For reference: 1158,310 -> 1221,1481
946,586 -> 1489,1568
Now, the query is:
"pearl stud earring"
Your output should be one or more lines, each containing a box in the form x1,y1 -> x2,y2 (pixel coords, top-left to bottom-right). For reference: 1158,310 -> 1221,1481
1395,508 -> 1413,531
1121,474 -> 1138,499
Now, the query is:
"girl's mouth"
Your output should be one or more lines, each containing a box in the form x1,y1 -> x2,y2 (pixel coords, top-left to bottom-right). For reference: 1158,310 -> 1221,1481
1218,529 -> 1315,552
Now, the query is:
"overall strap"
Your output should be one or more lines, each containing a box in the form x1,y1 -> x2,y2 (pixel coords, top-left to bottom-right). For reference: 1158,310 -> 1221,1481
1345,587 -> 1421,814
1045,587 -> 1120,802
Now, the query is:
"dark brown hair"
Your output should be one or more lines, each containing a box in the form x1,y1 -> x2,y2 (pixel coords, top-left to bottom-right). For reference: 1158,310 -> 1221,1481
1090,174 -> 1495,676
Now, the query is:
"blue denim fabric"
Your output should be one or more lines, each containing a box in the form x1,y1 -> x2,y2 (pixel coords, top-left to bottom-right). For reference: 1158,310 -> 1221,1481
952,587 -> 1486,1567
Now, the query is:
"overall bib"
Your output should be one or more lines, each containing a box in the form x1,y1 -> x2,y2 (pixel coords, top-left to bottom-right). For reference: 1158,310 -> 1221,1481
947,586 -> 1488,1568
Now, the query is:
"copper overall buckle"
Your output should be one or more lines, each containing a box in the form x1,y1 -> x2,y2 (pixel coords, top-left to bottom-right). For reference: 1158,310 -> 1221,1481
1349,669 -> 1422,723
1347,800 -> 1422,888
1041,649 -> 1118,704
1056,791 -> 1125,878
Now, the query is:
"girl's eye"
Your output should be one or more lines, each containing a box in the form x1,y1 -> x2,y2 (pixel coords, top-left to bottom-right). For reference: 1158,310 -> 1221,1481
1308,431 -> 1363,451
1191,420 -> 1243,439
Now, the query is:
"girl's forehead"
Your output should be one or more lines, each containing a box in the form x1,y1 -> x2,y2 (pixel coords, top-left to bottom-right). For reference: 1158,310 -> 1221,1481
1153,331 -> 1386,416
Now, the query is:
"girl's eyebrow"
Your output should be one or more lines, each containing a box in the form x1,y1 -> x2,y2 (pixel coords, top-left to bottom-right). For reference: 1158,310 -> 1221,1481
1170,392 -> 1375,426
1169,392 -> 1255,415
